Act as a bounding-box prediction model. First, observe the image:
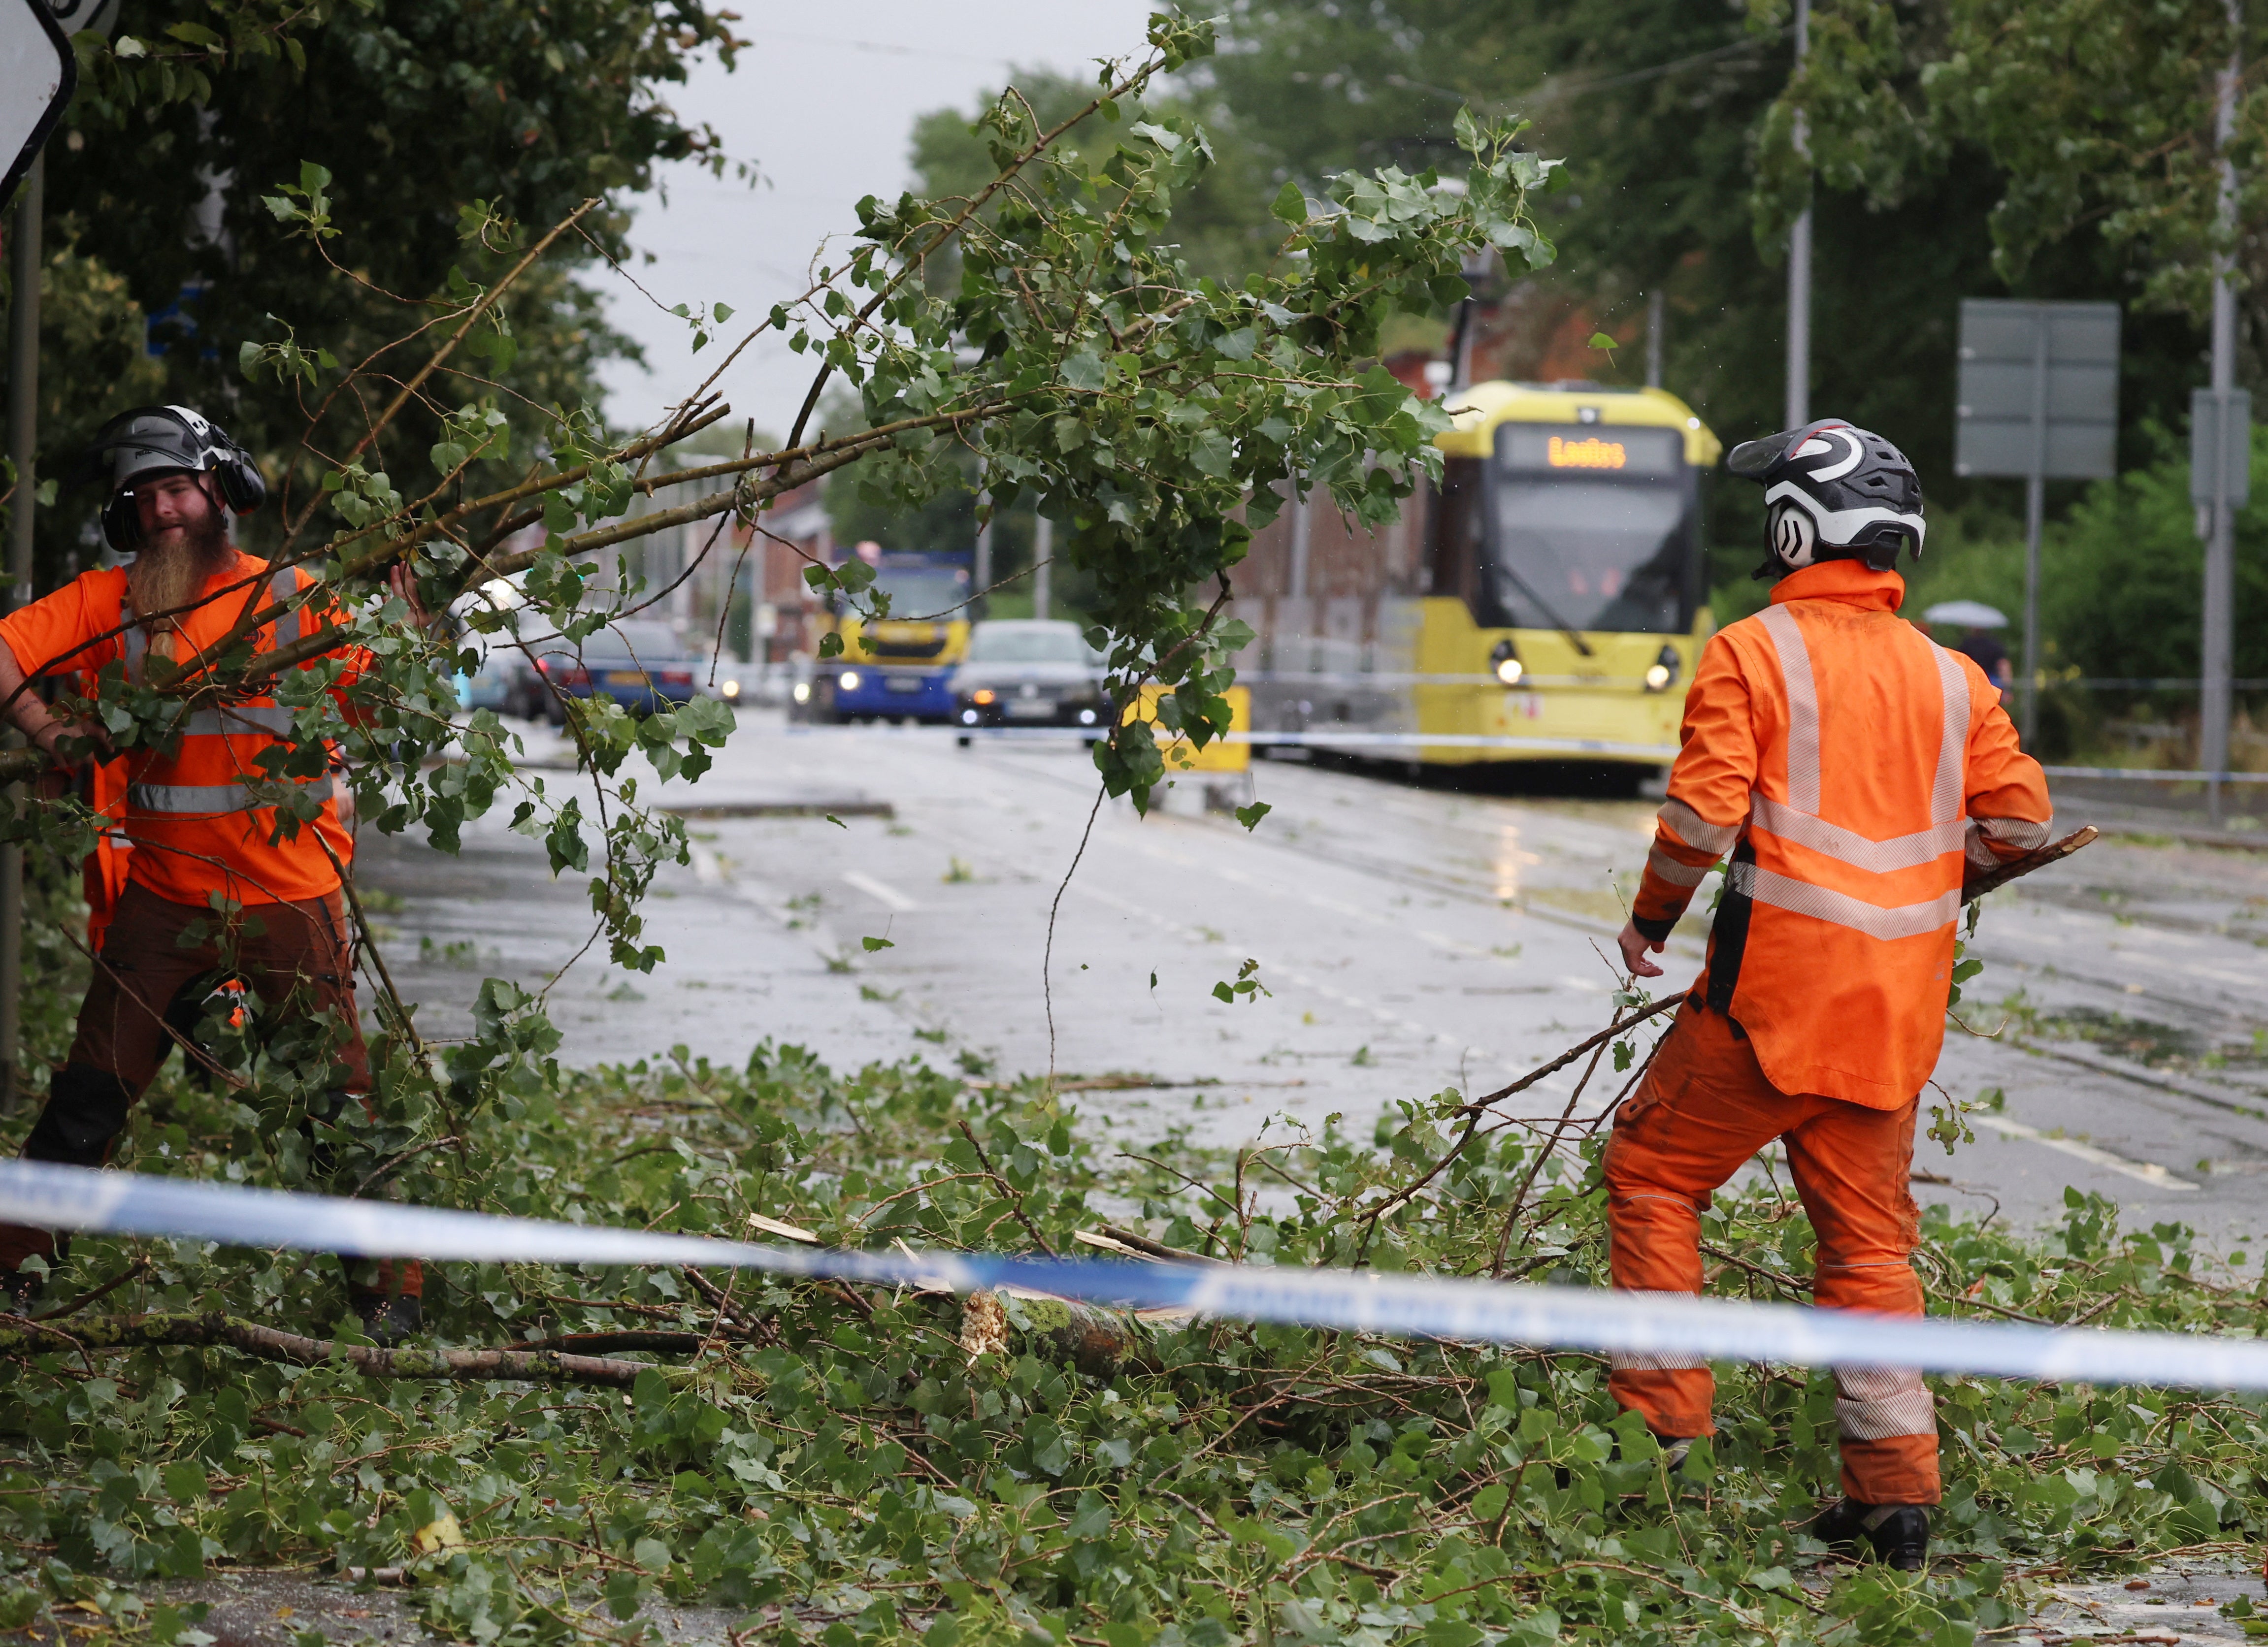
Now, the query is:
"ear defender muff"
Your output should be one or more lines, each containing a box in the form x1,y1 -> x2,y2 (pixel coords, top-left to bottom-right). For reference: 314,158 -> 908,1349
99,491 -> 141,552
1769,500 -> 1817,570
213,445 -> 266,514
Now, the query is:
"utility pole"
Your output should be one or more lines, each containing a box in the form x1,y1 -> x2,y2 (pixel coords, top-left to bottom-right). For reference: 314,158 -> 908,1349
1031,514 -> 1052,621
1785,0 -> 1811,428
973,500 -> 992,620
0,153 -> 38,1113
1645,289 -> 1665,390
2202,0 -> 2244,828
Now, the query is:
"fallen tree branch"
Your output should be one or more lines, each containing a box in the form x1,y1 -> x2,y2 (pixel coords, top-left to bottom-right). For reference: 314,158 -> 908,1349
0,1312 -> 657,1387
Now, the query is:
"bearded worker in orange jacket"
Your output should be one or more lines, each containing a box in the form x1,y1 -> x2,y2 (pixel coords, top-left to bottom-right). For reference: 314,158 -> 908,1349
0,406 -> 427,1343
1610,420 -> 2051,1570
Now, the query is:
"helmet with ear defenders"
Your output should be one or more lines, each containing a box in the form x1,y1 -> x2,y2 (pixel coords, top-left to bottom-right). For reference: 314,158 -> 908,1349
1728,418 -> 1925,581
77,405 -> 266,552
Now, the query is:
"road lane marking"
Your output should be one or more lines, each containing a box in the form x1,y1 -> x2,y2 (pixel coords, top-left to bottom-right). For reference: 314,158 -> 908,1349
842,870 -> 919,911
1970,1113 -> 2199,1190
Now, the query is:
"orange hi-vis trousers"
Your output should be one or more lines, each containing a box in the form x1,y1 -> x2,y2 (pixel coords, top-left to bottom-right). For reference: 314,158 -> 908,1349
1602,1001 -> 1939,1505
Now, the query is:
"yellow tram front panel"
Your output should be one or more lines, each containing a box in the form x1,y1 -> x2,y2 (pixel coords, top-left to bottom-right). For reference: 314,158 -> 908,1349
1409,381 -> 1723,767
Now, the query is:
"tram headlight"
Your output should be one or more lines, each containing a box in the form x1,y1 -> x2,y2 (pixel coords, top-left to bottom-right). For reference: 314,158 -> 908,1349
839,670 -> 862,691
1643,645 -> 1681,694
1489,639 -> 1524,687
791,680 -> 811,704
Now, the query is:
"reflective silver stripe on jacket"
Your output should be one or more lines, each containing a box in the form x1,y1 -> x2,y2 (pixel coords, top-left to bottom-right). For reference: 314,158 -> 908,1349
1656,796 -> 1739,856
122,604 -> 145,685
129,774 -> 335,815
182,704 -> 298,737
1645,845 -> 1714,888
269,567 -> 300,647
1747,796 -> 1967,874
1728,862 -> 1959,942
1833,1364 -> 1936,1441
1741,607 -> 1970,937
1758,605 -> 1824,813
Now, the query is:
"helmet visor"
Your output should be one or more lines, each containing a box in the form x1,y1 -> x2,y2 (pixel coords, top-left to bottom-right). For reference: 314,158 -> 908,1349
1726,427 -> 1800,479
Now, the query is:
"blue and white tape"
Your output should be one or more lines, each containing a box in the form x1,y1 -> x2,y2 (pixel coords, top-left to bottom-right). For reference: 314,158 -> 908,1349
4,1159 -> 2267,1391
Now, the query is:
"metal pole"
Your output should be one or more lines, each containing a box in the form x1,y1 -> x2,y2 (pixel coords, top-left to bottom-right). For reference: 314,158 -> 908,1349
2021,310 -> 2047,750
1288,481 -> 1312,602
1785,0 -> 1811,428
2204,0 -> 2242,827
0,153 -> 39,1113
1031,514 -> 1051,621
973,499 -> 992,622
1645,289 -> 1664,390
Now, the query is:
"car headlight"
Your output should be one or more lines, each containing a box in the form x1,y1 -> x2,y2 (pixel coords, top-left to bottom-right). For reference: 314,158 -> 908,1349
1489,639 -> 1523,686
972,688 -> 996,705
1643,645 -> 1680,693
960,709 -> 979,725
1078,708 -> 1097,725
839,670 -> 862,691
792,680 -> 810,704
722,679 -> 741,699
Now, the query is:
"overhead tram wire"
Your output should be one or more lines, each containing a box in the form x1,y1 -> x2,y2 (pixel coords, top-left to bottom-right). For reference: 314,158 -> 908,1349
1380,26 -> 1791,119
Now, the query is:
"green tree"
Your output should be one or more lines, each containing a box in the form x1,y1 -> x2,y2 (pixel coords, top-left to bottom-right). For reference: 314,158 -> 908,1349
1024,0 -> 2209,607
12,0 -> 743,589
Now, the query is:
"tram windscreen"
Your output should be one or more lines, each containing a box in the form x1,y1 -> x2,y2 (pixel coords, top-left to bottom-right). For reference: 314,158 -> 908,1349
1488,424 -> 1693,634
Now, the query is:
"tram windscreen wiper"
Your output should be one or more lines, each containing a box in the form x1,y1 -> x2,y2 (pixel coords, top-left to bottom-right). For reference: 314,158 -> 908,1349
1491,562 -> 1595,658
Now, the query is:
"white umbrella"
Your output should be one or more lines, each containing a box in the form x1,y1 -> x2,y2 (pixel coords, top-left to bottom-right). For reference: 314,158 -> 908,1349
1922,599 -> 2009,629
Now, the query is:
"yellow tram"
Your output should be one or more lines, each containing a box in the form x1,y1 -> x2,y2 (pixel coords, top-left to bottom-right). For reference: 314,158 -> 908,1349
1239,382 -> 1723,776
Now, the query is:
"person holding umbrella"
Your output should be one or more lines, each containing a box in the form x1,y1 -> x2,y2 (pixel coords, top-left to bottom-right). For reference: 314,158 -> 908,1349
1925,600 -> 2014,711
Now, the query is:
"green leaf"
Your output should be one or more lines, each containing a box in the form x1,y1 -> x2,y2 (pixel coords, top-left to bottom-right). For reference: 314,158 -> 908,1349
1233,802 -> 1271,832
861,936 -> 894,952
1271,180 -> 1310,226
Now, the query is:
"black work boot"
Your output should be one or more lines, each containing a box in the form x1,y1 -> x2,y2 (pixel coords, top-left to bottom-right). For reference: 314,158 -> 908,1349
349,1290 -> 424,1348
1812,1498 -> 1930,1570
0,1266 -> 40,1317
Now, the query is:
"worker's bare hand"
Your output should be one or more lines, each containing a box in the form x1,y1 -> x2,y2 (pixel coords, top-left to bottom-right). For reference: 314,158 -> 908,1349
1616,918 -> 1665,980
388,562 -> 438,630
36,714 -> 111,770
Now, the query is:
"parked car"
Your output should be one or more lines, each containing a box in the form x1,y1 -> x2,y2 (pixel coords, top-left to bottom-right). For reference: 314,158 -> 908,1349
534,619 -> 703,721
949,619 -> 1107,743
459,629 -> 552,720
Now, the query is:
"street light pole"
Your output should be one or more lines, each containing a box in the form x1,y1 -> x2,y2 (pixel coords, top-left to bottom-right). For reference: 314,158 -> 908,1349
2203,0 -> 2242,828
0,152 -> 39,1112
1785,0 -> 1811,429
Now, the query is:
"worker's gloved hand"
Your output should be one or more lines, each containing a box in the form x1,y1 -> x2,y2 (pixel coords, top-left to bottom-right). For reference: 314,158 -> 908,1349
1616,918 -> 1665,980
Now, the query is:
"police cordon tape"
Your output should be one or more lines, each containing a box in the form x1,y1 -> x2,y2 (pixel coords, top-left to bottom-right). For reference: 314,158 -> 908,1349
7,1157 -> 2268,1391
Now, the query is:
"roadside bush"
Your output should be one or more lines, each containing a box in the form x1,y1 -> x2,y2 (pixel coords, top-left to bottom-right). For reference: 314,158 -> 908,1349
0,1015 -> 2258,1644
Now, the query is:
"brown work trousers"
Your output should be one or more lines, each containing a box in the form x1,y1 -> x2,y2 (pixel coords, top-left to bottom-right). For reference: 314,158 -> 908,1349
1,881 -> 416,1297
72,880 -> 369,1093
1601,1001 -> 1938,1505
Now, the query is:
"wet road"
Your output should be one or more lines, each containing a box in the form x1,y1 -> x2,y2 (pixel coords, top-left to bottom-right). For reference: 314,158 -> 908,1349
359,712 -> 2268,1243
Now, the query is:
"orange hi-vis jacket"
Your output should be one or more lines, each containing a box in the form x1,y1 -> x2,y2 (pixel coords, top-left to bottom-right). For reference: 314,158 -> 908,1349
0,549 -> 363,911
1630,560 -> 2052,1108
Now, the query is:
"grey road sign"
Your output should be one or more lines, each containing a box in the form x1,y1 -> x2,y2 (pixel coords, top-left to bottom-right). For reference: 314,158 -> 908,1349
1954,299 -> 2122,750
2192,387 -> 2252,510
1956,300 -> 2121,482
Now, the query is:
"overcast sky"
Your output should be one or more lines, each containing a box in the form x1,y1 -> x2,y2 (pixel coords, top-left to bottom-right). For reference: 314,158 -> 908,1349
591,1 -> 1160,439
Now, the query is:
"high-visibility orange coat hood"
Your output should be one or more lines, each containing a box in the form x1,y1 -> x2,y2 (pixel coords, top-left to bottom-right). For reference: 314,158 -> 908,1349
1632,560 -> 2051,1107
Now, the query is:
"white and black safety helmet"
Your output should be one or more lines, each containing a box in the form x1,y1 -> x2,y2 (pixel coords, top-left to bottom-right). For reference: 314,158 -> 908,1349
1726,419 -> 1925,580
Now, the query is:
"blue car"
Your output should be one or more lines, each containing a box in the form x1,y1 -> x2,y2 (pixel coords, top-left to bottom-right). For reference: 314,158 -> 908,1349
533,619 -> 704,722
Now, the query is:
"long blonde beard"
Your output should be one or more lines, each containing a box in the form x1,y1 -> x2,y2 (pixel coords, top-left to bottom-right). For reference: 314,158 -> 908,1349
127,530 -> 230,663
